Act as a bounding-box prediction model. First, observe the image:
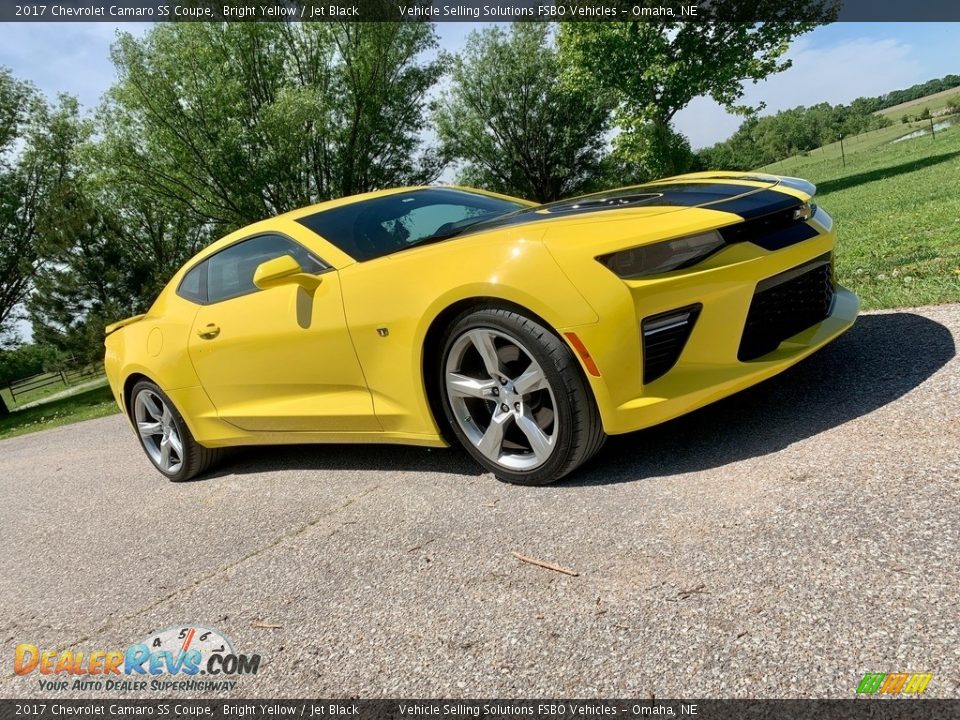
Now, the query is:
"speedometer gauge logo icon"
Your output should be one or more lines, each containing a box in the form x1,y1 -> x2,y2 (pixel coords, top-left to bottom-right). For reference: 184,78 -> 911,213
136,625 -> 235,664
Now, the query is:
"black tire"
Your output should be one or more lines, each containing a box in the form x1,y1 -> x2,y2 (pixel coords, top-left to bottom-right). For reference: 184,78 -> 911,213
437,306 -> 606,485
129,379 -> 223,482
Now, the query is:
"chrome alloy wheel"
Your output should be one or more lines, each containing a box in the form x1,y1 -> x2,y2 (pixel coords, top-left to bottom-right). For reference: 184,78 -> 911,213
134,389 -> 184,474
445,328 -> 558,471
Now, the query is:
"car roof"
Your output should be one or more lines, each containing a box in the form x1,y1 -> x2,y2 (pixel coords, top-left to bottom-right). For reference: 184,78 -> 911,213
275,186 -> 427,222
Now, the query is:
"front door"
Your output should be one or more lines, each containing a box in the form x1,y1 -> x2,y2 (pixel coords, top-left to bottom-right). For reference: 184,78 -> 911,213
187,233 -> 378,433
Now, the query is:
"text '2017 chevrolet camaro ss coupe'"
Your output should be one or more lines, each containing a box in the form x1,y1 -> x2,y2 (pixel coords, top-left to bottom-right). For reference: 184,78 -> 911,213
105,172 -> 858,485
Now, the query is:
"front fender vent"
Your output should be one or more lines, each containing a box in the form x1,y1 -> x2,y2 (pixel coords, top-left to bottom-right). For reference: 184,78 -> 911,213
641,304 -> 702,384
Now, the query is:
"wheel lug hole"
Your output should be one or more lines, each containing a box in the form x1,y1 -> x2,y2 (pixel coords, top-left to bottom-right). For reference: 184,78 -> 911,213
492,387 -> 499,396
499,378 -> 507,385
514,402 -> 521,412
500,403 -> 509,413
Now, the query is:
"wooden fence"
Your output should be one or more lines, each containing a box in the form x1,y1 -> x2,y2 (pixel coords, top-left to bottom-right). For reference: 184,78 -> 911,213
7,362 -> 105,404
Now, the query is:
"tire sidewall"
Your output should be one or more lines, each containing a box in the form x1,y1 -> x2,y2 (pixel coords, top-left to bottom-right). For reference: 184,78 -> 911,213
438,309 -> 580,485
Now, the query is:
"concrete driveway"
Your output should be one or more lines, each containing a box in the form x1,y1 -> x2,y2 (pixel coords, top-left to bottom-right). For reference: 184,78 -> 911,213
1,305 -> 958,699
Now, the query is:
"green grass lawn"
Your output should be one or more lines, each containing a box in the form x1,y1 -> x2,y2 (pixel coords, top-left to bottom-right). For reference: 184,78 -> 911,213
0,384 -> 119,441
763,122 -> 960,309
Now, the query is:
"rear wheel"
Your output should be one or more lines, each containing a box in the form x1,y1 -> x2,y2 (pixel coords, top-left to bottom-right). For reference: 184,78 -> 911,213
130,380 -> 222,482
438,307 -> 605,485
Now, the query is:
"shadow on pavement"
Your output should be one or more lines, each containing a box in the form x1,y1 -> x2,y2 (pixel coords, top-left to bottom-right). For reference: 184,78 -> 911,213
205,435 -> 483,481
571,311 -> 955,486
203,312 -> 953,486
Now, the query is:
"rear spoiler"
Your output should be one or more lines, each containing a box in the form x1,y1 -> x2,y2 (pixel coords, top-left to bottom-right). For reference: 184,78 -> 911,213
105,314 -> 146,337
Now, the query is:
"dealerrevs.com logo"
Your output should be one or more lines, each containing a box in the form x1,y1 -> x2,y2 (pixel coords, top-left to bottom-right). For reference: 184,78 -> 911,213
14,624 -> 261,692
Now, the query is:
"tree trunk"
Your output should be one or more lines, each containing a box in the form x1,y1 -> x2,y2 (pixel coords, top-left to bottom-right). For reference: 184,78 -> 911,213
0,393 -> 9,417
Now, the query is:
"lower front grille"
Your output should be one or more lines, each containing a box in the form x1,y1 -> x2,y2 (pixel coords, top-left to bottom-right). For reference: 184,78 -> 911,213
738,254 -> 835,361
642,304 -> 701,384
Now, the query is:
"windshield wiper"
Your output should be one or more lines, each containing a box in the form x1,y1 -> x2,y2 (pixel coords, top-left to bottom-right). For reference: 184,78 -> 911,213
410,228 -> 467,247
407,212 -> 506,248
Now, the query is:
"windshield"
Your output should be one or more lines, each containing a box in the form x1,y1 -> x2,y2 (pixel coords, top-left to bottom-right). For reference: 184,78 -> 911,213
296,188 -> 526,262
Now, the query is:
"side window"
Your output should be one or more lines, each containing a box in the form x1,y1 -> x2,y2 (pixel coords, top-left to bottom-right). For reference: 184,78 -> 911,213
206,234 -> 328,304
177,262 -> 207,304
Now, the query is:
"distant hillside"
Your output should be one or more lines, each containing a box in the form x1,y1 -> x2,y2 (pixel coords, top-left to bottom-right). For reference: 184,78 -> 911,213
873,75 -> 960,113
877,86 -> 960,118
696,73 -> 960,170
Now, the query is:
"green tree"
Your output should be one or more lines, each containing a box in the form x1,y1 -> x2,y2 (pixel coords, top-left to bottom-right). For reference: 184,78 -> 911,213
27,173 -> 210,364
0,71 -> 47,345
28,107 -> 211,364
103,22 -> 443,235
918,107 -> 932,121
0,75 -> 85,414
433,24 -> 609,202
559,8 -> 834,176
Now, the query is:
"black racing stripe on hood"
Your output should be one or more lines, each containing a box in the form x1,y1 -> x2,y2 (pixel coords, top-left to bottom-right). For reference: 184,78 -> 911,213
540,182 -> 787,214
703,189 -> 803,220
462,183 -> 800,235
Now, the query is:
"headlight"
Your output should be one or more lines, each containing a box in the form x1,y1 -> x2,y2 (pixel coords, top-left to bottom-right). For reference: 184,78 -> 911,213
598,231 -> 725,279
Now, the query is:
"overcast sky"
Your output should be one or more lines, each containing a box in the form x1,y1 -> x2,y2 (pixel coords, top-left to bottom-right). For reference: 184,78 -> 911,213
0,21 -> 957,149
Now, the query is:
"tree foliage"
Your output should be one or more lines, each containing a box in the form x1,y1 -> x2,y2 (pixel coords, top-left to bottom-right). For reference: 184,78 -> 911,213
9,22 -> 954,379
103,22 -> 443,234
434,24 -> 609,202
0,75 -> 88,413
0,72 -> 76,345
21,21 -> 446,364
558,9 -> 832,176
698,101 -> 892,170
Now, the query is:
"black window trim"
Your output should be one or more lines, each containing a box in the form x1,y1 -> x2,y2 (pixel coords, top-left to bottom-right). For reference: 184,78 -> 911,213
176,231 -> 332,306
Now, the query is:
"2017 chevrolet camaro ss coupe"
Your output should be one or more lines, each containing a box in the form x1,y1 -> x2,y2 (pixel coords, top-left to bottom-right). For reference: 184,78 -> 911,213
104,172 -> 858,485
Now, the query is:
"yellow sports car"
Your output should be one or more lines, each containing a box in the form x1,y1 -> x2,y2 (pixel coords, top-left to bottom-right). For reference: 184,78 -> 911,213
104,172 -> 858,485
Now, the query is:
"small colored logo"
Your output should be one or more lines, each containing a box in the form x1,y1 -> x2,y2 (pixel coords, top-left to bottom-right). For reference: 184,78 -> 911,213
856,672 -> 933,695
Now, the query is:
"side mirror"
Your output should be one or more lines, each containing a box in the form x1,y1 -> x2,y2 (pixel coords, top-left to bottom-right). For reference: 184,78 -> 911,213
253,255 -> 323,291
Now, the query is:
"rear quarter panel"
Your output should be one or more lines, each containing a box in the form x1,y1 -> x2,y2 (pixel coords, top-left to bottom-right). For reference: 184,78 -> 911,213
105,292 -> 202,417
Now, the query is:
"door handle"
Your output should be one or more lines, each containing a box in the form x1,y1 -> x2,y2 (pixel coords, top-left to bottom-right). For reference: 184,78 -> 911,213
197,323 -> 220,339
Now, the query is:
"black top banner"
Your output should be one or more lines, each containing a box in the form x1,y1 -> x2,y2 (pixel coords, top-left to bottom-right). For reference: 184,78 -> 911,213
1,700 -> 960,720
2,0 -> 959,22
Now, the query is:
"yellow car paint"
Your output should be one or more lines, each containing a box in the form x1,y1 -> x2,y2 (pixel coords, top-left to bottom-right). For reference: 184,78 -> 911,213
105,174 -> 858,458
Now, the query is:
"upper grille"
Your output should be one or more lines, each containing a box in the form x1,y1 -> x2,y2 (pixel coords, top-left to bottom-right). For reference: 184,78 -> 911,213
642,304 -> 701,384
738,254 -> 835,362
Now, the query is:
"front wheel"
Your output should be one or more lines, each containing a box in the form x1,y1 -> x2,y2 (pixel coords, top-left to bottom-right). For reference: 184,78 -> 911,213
130,380 -> 222,482
438,307 -> 606,485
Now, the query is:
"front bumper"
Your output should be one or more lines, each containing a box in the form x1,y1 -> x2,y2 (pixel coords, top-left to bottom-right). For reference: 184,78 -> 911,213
565,227 -> 859,436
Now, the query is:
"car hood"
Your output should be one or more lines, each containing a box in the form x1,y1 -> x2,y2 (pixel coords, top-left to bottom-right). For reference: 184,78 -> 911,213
462,173 -> 813,237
